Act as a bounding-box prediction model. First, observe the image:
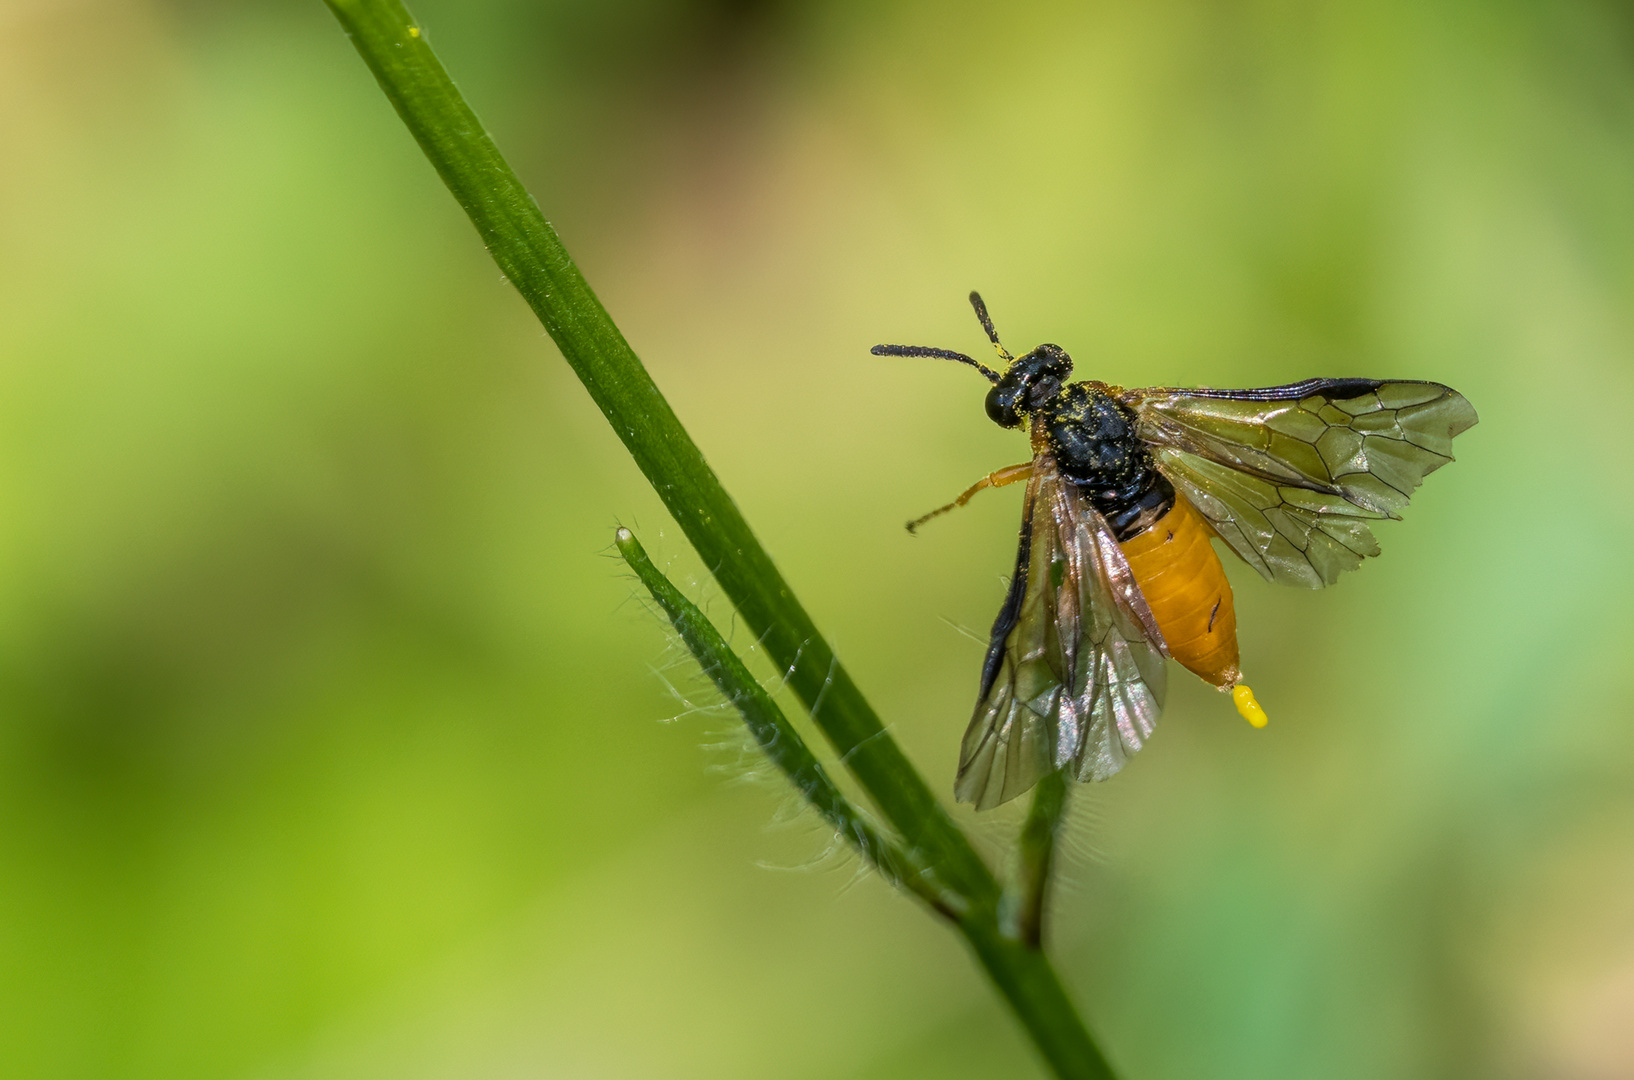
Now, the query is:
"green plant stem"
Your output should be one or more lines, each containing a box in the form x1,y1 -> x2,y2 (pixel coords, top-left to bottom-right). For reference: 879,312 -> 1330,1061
1009,769 -> 1069,948
622,524 -> 1104,1073
323,4 -> 1116,1077
616,526 -> 954,916
964,922 -> 1114,1079
321,0 -> 986,903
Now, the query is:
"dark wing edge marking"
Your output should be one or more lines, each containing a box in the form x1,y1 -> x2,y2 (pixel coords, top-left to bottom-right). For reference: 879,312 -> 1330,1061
1120,378 -> 1478,588
977,504 -> 1032,704
955,458 -> 1168,810
1137,377 -> 1388,403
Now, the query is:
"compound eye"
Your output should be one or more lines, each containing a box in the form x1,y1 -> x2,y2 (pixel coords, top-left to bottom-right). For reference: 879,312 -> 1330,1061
985,384 -> 1024,428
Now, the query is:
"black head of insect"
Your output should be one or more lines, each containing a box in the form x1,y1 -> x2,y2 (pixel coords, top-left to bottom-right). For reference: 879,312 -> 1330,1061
871,292 -> 1074,429
983,344 -> 1073,428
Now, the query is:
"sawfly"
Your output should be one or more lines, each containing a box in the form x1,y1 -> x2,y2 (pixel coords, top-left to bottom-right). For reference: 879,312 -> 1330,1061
874,293 -> 1477,809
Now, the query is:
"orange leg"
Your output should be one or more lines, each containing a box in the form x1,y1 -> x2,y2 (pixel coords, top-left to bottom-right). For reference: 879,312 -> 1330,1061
907,462 -> 1034,533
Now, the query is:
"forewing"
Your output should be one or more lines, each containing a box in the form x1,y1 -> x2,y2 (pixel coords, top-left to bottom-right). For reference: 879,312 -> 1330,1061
955,457 -> 1168,810
1120,379 -> 1477,587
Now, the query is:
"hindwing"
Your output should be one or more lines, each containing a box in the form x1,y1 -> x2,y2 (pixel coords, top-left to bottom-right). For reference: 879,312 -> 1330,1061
1117,379 -> 1478,587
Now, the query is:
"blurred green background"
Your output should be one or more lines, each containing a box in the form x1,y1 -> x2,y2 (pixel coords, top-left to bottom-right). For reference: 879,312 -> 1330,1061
3,1 -> 1632,1077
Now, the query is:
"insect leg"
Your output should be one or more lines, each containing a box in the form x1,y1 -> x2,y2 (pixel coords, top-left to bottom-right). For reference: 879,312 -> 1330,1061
906,462 -> 1034,533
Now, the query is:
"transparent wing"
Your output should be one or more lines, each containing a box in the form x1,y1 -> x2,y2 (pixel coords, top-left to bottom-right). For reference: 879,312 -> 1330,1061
955,456 -> 1169,810
1119,378 -> 1477,587
1154,449 -> 1388,588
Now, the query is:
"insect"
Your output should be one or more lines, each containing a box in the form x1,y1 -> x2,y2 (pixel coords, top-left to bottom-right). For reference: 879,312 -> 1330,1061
874,293 -> 1477,810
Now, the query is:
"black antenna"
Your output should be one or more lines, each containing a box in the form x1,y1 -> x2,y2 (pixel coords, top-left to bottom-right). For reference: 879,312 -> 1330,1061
967,291 -> 1013,362
871,343 -> 1001,384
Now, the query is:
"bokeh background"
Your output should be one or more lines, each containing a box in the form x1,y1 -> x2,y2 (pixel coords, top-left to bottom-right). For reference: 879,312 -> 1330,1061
3,1 -> 1633,1077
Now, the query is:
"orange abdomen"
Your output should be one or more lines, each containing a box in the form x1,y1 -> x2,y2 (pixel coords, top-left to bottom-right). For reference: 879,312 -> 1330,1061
1118,495 -> 1240,687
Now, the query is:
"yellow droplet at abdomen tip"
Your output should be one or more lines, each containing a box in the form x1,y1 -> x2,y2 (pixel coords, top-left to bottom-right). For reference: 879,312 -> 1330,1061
1232,684 -> 1269,729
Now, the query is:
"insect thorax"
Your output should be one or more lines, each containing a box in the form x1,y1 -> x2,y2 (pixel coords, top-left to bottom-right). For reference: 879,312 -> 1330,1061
1039,382 -> 1175,541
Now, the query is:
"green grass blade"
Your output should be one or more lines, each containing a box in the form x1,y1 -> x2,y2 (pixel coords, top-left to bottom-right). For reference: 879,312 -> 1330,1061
1008,769 -> 1069,948
321,0 -> 990,901
322,4 -> 1118,1075
618,525 -> 1111,1075
963,920 -> 1117,1080
616,526 -> 958,917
